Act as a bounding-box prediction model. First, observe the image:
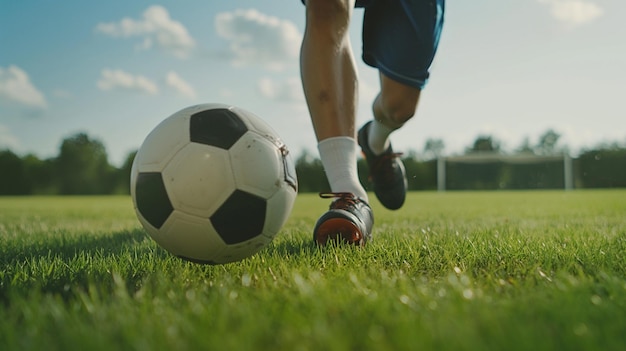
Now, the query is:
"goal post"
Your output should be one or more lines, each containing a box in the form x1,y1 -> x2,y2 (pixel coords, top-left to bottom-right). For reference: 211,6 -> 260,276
437,152 -> 574,191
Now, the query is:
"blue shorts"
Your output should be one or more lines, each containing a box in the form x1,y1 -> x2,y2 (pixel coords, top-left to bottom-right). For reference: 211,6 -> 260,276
302,0 -> 445,89
362,0 -> 444,89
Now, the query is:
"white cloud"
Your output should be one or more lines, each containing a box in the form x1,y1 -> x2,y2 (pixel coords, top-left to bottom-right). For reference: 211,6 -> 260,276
166,71 -> 196,99
97,69 -> 158,95
257,77 -> 304,103
0,124 -> 21,150
0,65 -> 47,108
538,0 -> 604,26
215,9 -> 301,70
95,5 -> 195,58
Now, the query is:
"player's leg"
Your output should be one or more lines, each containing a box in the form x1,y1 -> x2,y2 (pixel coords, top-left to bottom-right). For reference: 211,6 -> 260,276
300,0 -> 366,201
358,0 -> 445,210
300,0 -> 373,245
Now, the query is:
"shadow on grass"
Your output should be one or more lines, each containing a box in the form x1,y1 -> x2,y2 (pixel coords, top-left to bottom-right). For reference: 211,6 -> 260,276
0,228 -> 174,302
0,229 -> 154,266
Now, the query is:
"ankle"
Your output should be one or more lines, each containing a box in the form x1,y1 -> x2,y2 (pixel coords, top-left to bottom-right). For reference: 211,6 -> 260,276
317,137 -> 368,201
367,120 -> 394,155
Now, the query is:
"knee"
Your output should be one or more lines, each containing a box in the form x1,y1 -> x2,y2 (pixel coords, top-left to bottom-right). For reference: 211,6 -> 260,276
376,93 -> 419,126
305,0 -> 352,37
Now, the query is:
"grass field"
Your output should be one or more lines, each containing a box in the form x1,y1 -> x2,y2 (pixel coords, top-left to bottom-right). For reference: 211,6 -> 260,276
1,191 -> 625,351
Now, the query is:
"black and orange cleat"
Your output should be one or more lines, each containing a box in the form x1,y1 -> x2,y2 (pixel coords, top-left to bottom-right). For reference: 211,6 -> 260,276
357,121 -> 407,210
313,192 -> 374,246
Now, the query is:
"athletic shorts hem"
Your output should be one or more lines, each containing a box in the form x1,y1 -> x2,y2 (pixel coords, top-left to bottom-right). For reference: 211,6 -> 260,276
362,54 -> 428,90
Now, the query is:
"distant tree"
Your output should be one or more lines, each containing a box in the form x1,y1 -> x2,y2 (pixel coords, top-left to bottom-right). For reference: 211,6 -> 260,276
466,135 -> 501,153
577,146 -> 626,188
536,129 -> 561,155
56,132 -> 115,194
294,150 -> 329,193
423,138 -> 445,159
0,149 -> 30,195
403,155 -> 437,190
22,154 -> 56,194
516,137 -> 535,154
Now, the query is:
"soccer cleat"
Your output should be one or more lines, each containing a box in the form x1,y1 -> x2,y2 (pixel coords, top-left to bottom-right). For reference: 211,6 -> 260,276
313,192 -> 374,246
357,121 -> 407,210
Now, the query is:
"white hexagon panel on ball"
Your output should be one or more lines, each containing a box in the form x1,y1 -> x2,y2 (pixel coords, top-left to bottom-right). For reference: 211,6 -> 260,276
162,143 -> 236,219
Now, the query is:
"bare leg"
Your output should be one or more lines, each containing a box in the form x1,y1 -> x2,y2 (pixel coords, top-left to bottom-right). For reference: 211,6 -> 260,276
300,0 -> 358,140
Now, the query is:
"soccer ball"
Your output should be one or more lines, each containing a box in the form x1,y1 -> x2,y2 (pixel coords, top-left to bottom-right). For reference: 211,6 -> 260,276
130,103 -> 298,264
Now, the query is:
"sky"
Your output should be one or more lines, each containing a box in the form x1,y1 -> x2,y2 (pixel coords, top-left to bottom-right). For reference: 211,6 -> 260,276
1,0 -> 625,166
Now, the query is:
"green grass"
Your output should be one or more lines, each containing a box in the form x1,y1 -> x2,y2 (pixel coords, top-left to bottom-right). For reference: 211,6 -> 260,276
1,191 -> 625,351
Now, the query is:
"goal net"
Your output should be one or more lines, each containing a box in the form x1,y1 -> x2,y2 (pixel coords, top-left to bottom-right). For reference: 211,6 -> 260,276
436,152 -> 574,191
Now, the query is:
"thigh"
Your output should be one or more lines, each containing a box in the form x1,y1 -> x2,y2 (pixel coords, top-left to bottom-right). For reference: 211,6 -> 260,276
362,0 -> 445,89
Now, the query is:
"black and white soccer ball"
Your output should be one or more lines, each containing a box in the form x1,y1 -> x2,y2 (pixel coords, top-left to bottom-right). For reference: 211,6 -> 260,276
130,103 -> 298,264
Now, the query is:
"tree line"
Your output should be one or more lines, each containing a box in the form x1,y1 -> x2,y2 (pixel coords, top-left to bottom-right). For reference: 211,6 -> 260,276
0,133 -> 135,195
0,130 -> 625,195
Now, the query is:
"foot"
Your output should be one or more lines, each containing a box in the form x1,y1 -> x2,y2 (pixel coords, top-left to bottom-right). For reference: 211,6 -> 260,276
357,121 -> 407,210
313,192 -> 374,246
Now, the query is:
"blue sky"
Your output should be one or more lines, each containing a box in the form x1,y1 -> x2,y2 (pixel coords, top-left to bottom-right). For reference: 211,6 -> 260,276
1,0 -> 624,166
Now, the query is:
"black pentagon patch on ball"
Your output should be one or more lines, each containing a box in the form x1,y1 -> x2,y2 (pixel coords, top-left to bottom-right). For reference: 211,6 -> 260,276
135,172 -> 173,229
189,108 -> 248,149
211,190 -> 266,245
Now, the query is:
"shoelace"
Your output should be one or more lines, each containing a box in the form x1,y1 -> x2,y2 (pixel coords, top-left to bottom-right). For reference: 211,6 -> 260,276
369,152 -> 403,182
319,192 -> 360,209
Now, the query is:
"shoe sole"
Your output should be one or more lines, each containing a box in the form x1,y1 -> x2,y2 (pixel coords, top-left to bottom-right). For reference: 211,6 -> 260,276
314,218 -> 364,246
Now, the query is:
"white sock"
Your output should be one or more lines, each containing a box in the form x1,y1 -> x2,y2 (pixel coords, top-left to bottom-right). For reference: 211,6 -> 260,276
367,119 -> 394,155
317,137 -> 369,202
